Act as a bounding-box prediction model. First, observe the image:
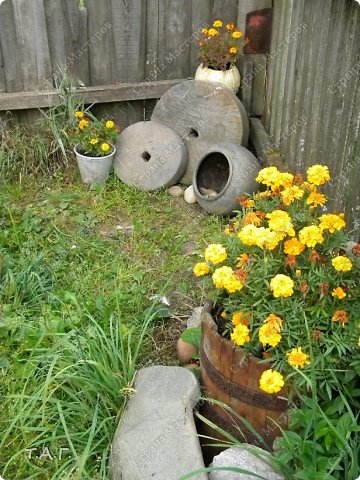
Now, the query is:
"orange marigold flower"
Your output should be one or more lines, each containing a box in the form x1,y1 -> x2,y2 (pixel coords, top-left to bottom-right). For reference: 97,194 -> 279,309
236,253 -> 249,267
293,172 -> 304,184
319,213 -> 346,233
284,238 -> 305,256
237,196 -> 255,208
243,212 -> 262,226
229,47 -> 238,54
263,351 -> 272,359
226,22 -> 235,31
306,190 -> 327,207
79,119 -> 89,129
332,310 -> 349,327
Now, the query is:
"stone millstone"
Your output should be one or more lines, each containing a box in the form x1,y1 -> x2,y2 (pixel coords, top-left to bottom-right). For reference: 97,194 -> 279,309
151,80 -> 249,185
113,120 -> 187,190
109,366 -> 207,480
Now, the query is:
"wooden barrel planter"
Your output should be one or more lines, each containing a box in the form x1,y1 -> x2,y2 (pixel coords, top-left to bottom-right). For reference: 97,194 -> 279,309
199,304 -> 289,451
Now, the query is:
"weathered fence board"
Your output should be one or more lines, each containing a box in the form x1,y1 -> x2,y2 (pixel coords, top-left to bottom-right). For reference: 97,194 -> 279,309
212,0 -> 238,23
190,0 -> 212,75
165,0 -> 191,79
265,0 -> 360,231
0,0 -> 24,92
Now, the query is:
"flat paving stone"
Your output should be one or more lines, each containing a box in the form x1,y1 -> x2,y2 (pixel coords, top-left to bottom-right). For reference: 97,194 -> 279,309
209,446 -> 285,480
110,365 -> 207,480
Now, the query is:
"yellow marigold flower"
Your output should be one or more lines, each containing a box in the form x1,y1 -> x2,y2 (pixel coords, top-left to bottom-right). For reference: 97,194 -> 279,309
358,337 -> 360,347
296,269 -> 302,277
193,262 -> 210,277
205,244 -> 227,264
231,323 -> 250,346
259,323 -> 282,348
79,119 -> 89,129
266,210 -> 295,237
280,185 -> 304,205
319,213 -> 346,233
208,28 -> 219,36
232,30 -> 243,39
101,142 -> 110,152
332,256 -> 352,272
261,229 -> 284,251
238,224 -> 259,246
90,138 -> 99,145
256,166 -> 280,186
298,225 -> 324,248
259,369 -> 284,394
307,164 -> 330,185
306,190 -> 327,207
212,266 -> 231,289
276,172 -> 294,189
287,347 -> 310,368
75,111 -> 84,118
270,274 -> 294,298
224,276 -> 243,293
221,311 -> 228,319
332,287 -> 346,299
284,238 -> 305,256
213,19 -> 222,28
226,22 -> 235,31
229,47 -> 237,54
201,27 -> 208,35
106,120 -> 115,129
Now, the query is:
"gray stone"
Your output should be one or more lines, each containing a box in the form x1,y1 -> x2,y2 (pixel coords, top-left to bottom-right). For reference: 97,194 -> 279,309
168,185 -> 184,197
209,446 -> 284,480
187,306 -> 203,329
113,120 -> 187,191
184,185 -> 197,205
110,366 -> 207,480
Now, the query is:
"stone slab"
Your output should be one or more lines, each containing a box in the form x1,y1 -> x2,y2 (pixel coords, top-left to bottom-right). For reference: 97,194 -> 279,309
110,365 -> 207,480
209,446 -> 284,480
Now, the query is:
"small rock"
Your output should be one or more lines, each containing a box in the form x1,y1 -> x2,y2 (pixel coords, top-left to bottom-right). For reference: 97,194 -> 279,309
184,185 -> 197,205
168,185 -> 184,197
187,306 -> 203,329
199,187 -> 218,198
209,446 -> 285,480
177,337 -> 197,365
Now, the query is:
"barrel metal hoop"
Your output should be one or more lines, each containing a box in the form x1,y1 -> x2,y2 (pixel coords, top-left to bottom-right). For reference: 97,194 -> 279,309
200,347 -> 288,411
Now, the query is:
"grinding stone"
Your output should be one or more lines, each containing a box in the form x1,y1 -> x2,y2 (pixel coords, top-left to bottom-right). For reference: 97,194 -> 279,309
114,120 -> 187,190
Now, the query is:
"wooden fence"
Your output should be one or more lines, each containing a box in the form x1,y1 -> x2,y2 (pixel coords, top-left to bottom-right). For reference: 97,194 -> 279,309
0,0 -> 359,229
265,0 -> 360,232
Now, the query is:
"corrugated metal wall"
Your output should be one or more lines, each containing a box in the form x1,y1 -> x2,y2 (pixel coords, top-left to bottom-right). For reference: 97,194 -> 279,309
264,0 -> 360,232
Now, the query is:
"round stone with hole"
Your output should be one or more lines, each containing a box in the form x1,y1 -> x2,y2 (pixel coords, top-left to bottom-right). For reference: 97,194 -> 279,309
152,80 -> 249,185
113,120 -> 187,190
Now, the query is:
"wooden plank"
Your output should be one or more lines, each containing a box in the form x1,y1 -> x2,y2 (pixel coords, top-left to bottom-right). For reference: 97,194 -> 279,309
0,0 -> 23,92
190,0 -> 212,75
86,0 -> 112,86
63,0 -> 81,82
77,6 -> 91,87
0,34 -> 5,93
11,0 -> 52,91
240,56 -> 253,115
164,0 -> 191,79
212,0 -> 238,24
110,0 -> 146,127
250,54 -> 267,115
0,79 -> 186,111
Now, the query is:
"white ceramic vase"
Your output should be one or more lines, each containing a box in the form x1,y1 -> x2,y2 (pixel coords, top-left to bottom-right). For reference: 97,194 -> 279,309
194,63 -> 241,93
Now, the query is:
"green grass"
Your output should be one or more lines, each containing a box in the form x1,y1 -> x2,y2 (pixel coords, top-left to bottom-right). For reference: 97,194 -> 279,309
0,169 -> 223,479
